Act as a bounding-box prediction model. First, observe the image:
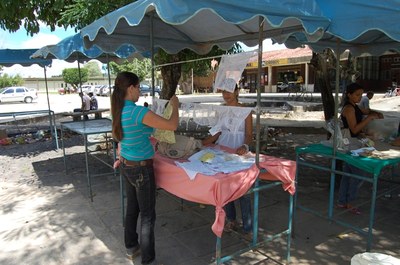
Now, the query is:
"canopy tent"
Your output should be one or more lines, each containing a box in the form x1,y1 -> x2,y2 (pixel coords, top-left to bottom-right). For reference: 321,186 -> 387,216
80,0 -> 331,151
31,33 -> 149,63
79,0 -> 332,263
0,49 -> 58,148
81,0 -> 330,55
278,0 -> 400,252
284,0 -> 400,56
31,33 -> 151,92
0,49 -> 52,67
80,0 -> 330,104
0,49 -> 52,112
281,0 -> 400,157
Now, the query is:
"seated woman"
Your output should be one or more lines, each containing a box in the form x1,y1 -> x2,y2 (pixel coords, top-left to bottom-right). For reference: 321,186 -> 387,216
338,83 -> 381,214
202,84 -> 253,237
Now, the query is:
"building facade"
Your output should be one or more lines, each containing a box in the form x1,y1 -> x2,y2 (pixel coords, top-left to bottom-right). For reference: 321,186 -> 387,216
243,46 -> 315,93
20,48 -> 400,94
23,76 -> 113,93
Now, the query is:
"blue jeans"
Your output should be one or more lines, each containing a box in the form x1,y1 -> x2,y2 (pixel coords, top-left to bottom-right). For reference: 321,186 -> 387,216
338,163 -> 367,205
224,194 -> 252,233
122,164 -> 156,265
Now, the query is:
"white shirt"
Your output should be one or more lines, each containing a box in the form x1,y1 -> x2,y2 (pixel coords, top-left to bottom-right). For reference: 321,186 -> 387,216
216,115 -> 246,149
358,95 -> 370,110
82,94 -> 91,111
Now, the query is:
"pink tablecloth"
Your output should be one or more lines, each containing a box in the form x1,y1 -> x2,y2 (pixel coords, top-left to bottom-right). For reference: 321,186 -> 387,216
153,150 -> 296,237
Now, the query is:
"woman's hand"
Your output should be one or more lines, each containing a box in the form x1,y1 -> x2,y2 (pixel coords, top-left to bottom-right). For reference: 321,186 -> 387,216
169,95 -> 179,108
235,144 -> 249,155
113,159 -> 121,169
367,112 -> 380,120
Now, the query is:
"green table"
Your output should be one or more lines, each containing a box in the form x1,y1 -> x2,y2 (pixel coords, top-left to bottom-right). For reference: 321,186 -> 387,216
295,143 -> 400,251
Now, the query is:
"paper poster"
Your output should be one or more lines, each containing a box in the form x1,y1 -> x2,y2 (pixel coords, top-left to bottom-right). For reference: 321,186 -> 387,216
214,51 -> 257,92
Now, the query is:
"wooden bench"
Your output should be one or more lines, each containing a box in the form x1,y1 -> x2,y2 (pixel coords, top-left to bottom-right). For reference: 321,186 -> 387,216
61,108 -> 110,121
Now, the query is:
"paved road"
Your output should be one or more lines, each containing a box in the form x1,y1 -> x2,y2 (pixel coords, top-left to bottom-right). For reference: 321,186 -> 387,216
0,93 -> 227,114
0,91 -> 399,120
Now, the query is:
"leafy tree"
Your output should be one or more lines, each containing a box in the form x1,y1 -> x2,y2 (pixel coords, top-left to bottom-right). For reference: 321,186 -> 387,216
0,73 -> 24,88
109,58 -> 152,82
155,44 -> 242,99
0,0 -> 131,35
84,61 -> 102,77
311,49 -> 356,123
0,0 -> 74,34
62,68 -> 88,88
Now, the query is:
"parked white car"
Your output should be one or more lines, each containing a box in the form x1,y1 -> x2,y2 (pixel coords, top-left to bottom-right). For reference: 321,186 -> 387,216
94,85 -> 106,96
79,85 -> 95,94
0,86 -> 38,103
99,85 -> 114,96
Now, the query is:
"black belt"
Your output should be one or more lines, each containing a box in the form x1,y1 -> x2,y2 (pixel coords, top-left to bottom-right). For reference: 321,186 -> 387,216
120,157 -> 153,167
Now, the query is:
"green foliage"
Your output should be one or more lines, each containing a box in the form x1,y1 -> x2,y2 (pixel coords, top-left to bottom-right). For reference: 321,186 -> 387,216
0,0 -> 132,35
62,68 -> 89,87
59,0 -> 133,31
84,61 -> 102,77
109,58 -> 152,81
0,0 -> 74,35
0,73 -> 24,88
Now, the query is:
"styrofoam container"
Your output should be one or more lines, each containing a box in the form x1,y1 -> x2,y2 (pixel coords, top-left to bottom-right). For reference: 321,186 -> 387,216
351,252 -> 400,265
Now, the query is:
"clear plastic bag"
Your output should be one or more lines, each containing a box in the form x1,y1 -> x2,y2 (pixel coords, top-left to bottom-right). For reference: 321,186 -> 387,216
322,119 -> 363,152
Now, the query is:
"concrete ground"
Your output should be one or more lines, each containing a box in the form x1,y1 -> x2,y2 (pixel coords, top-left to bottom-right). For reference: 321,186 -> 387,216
1,125 -> 400,265
1,94 -> 400,264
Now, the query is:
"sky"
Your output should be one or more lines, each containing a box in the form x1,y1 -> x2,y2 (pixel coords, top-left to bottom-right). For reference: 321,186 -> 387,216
0,24 -> 286,78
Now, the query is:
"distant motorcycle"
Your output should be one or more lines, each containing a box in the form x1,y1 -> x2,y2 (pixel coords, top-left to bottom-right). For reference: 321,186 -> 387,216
384,86 -> 400,97
277,82 -> 297,93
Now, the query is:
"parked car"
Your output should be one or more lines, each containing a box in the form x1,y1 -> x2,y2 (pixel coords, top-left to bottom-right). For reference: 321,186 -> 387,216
58,86 -> 76,95
94,85 -> 106,96
79,85 -> 95,94
99,85 -> 114,96
0,86 -> 38,103
140,84 -> 161,97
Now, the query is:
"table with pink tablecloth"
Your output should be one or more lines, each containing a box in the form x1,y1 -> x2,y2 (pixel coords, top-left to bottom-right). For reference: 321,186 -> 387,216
153,149 -> 296,237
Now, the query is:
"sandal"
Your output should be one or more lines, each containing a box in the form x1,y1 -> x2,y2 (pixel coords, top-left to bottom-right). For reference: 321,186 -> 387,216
336,203 -> 347,209
223,221 -> 237,233
347,205 -> 361,215
242,232 -> 253,241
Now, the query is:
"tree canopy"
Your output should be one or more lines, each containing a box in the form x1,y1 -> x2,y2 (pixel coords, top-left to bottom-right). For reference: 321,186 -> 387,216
62,68 -> 88,88
109,58 -> 152,82
84,61 -> 103,77
0,0 -> 132,35
0,73 -> 24,88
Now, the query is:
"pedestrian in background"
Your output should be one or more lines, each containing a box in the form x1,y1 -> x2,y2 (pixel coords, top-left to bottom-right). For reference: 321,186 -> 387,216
73,92 -> 91,120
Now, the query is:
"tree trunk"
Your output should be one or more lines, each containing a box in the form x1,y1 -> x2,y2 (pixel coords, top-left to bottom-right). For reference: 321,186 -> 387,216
311,52 -> 335,122
159,54 -> 182,100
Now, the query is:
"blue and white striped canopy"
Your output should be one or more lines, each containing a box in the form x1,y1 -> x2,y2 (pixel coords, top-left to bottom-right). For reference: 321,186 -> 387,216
81,0 -> 330,55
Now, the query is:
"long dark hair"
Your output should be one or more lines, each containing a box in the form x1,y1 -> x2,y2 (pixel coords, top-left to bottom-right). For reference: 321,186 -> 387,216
343,82 -> 363,105
111,71 -> 139,141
